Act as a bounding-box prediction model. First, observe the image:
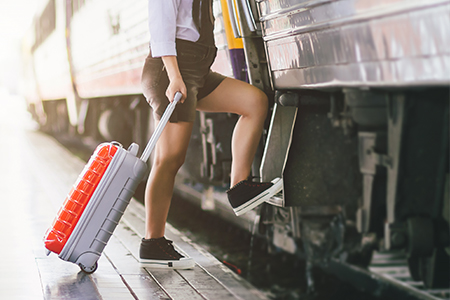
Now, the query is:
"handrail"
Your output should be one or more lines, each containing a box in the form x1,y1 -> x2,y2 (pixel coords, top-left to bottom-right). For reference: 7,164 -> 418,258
226,0 -> 242,38
240,0 -> 257,33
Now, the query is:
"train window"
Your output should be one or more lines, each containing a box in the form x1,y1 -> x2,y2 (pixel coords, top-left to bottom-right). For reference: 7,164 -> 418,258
32,0 -> 56,52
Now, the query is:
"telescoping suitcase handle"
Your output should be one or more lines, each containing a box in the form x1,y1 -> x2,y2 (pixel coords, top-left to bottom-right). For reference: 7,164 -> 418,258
140,92 -> 182,162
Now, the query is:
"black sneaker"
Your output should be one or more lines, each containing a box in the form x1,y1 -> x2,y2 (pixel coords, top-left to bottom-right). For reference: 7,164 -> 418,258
139,237 -> 195,269
227,177 -> 283,216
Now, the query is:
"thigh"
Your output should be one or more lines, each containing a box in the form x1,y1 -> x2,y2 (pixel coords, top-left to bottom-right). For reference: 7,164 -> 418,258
197,71 -> 227,100
196,78 -> 267,116
141,55 -> 170,118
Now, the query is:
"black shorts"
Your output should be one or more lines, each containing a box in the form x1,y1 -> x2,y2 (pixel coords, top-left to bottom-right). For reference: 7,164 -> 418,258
141,39 -> 227,122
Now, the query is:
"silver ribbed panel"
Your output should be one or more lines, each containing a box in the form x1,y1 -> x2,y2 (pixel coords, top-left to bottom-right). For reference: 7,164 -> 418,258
257,0 -> 450,88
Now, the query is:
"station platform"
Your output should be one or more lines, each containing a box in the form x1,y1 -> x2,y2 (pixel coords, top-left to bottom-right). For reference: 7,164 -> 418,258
0,95 -> 268,300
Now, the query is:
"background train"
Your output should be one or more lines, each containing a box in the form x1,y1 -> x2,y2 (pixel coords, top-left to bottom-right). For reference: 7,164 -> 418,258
22,0 -> 449,289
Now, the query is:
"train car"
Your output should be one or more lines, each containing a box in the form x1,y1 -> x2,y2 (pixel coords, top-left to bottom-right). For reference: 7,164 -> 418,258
22,0 -> 449,290
250,0 -> 449,288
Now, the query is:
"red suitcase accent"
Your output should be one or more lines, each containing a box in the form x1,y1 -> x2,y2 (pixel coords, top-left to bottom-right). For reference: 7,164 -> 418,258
44,144 -> 118,254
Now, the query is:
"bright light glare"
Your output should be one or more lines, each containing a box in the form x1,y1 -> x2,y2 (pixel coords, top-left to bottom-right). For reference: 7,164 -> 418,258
0,0 -> 37,39
0,0 -> 37,59
0,0 -> 38,92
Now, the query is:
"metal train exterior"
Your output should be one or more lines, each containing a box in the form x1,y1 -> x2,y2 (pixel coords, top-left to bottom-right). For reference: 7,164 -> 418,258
23,0 -> 449,289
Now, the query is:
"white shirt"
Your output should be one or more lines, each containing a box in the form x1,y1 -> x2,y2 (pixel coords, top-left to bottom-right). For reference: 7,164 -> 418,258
148,0 -> 201,57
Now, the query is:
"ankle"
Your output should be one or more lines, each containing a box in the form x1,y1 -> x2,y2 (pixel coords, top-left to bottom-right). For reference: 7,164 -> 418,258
145,231 -> 165,240
142,236 -> 165,242
230,174 -> 251,187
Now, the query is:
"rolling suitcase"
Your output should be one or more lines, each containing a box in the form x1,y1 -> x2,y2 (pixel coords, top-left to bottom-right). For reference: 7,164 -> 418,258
44,92 -> 182,273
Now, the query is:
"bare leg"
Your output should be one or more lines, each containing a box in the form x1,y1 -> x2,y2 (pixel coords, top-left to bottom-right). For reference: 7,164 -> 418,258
196,78 -> 268,186
144,120 -> 194,239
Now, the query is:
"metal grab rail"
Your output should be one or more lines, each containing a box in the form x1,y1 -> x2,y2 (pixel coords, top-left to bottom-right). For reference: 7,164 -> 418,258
226,0 -> 241,38
241,0 -> 257,33
226,0 -> 257,38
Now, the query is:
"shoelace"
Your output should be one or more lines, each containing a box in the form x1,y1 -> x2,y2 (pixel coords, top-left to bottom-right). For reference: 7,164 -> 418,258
158,239 -> 183,258
227,176 -> 272,193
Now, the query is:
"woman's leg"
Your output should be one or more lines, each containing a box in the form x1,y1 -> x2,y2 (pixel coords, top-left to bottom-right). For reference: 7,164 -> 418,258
144,120 -> 194,239
196,78 -> 268,186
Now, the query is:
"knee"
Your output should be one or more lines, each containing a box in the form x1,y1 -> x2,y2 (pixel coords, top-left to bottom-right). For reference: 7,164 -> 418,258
257,91 -> 269,116
153,152 -> 186,174
244,89 -> 268,119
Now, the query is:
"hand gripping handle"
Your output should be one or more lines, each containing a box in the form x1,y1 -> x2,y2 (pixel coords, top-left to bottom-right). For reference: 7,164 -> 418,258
140,92 -> 182,162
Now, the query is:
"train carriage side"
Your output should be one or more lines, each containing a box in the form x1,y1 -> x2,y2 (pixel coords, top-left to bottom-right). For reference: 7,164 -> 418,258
246,0 -> 450,288
66,0 -> 151,147
23,0 -> 74,133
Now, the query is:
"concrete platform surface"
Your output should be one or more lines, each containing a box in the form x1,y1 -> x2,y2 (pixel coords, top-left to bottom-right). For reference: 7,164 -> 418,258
0,95 -> 268,300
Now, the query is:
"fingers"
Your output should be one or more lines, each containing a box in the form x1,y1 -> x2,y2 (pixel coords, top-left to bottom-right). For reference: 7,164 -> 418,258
166,89 -> 186,103
165,77 -> 187,103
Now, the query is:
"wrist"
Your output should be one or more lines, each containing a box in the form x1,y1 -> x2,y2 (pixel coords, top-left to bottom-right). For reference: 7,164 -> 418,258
161,56 -> 182,81
168,73 -> 183,82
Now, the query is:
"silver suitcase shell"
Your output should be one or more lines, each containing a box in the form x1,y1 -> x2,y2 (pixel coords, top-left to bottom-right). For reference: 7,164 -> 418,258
50,93 -> 181,273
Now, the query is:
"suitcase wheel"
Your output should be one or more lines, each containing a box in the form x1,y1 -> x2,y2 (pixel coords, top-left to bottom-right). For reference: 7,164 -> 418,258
79,261 -> 98,274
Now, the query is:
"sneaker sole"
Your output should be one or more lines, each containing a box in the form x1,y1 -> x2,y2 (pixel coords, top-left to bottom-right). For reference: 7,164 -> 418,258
139,257 -> 195,269
233,177 -> 283,216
